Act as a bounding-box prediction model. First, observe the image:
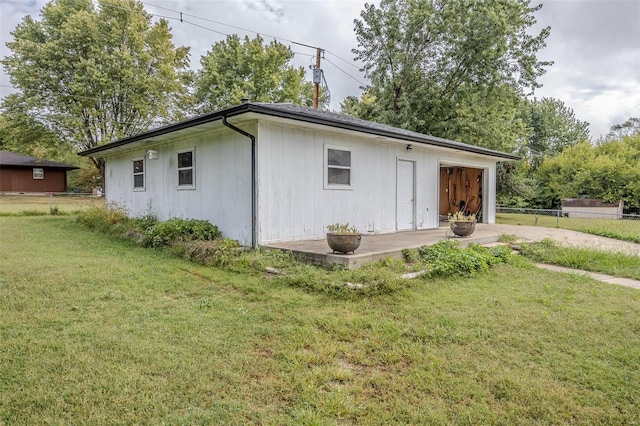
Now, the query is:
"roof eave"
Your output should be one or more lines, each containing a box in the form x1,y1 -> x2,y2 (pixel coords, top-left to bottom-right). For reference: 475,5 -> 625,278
78,103 -> 520,161
78,104 -> 250,157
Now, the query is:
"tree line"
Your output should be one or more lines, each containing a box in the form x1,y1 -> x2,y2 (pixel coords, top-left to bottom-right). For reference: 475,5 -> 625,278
1,0 -> 638,210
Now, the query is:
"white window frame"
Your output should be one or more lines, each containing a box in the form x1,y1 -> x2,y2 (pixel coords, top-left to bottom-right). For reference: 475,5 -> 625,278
177,147 -> 196,190
133,157 -> 145,191
324,144 -> 353,190
33,168 -> 44,180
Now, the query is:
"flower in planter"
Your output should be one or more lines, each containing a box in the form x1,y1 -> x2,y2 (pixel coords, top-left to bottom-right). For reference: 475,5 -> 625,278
448,211 -> 476,237
326,223 -> 360,234
326,223 -> 361,254
448,211 -> 477,223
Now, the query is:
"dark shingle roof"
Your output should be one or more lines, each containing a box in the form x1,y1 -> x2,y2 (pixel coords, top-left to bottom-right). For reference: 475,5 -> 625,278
79,102 -> 520,160
0,151 -> 79,170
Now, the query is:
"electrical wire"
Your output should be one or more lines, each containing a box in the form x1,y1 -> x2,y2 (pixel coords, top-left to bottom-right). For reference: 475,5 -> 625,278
142,1 -> 301,46
141,1 -> 365,73
325,50 -> 361,71
323,58 -> 367,87
99,1 -> 328,67
5,1 -> 369,113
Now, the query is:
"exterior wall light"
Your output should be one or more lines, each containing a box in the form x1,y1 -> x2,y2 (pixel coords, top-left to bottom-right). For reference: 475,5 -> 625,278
147,150 -> 159,160
406,144 -> 413,151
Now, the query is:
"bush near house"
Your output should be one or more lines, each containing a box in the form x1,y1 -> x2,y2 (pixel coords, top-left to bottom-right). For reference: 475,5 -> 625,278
140,218 -> 221,248
405,240 -> 512,278
76,205 -> 515,298
77,205 -> 231,263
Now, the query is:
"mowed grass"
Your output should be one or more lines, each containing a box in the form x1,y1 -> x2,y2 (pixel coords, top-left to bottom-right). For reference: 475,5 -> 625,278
0,194 -> 104,215
1,217 -> 640,424
497,213 -> 640,243
518,239 -> 640,280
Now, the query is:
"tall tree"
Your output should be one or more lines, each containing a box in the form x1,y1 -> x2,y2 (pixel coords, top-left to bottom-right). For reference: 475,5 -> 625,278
350,0 -> 552,151
1,0 -> 191,180
519,97 -> 590,169
195,35 -> 316,112
606,117 -> 640,140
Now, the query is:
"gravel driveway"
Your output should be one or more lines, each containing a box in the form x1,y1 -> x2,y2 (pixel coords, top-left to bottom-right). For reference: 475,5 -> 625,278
491,224 -> 640,256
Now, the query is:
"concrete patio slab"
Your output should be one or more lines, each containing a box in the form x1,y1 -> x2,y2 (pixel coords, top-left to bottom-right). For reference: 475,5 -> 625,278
263,224 -> 502,269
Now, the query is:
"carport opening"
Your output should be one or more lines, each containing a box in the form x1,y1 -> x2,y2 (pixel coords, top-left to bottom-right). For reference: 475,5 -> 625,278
439,166 -> 484,223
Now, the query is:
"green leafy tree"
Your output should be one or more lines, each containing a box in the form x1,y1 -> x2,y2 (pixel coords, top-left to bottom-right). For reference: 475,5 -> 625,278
340,93 -> 378,121
606,117 -> 640,140
535,136 -> 640,209
496,161 -> 537,208
519,97 -> 590,169
0,111 -> 72,161
350,0 -> 552,152
1,0 -> 191,180
195,35 -> 316,112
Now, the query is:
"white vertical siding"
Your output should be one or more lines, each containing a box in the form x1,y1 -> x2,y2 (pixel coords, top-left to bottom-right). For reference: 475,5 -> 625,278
256,122 -> 491,244
104,125 -> 254,245
104,118 -> 500,246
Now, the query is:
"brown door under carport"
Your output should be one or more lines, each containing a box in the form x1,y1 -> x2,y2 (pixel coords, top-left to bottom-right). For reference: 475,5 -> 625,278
439,167 -> 483,221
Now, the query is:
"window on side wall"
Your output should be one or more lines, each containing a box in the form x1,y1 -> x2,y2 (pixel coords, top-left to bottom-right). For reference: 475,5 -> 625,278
33,168 -> 44,179
177,148 -> 195,189
324,145 -> 352,189
133,158 -> 145,190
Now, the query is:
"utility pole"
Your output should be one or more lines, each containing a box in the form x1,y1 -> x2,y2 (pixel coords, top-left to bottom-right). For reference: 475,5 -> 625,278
312,47 -> 322,109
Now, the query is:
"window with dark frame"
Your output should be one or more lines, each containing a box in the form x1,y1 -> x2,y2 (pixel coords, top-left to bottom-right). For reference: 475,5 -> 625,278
133,159 -> 144,189
327,148 -> 351,186
33,168 -> 44,179
178,151 -> 194,186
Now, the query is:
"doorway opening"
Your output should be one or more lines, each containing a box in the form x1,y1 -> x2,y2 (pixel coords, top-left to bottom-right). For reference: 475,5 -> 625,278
439,166 -> 484,223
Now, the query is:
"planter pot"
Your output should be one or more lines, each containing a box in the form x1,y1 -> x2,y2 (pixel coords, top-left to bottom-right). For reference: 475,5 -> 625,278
326,233 -> 362,254
450,221 -> 476,237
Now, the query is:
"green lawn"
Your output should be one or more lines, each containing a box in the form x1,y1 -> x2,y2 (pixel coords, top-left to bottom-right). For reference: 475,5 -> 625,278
0,194 -> 104,215
517,239 -> 640,280
497,212 -> 640,244
1,216 -> 639,424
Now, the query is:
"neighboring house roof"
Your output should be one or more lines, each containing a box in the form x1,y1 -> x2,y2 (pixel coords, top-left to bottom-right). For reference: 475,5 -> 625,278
78,102 -> 520,160
0,151 -> 79,170
562,199 -> 622,208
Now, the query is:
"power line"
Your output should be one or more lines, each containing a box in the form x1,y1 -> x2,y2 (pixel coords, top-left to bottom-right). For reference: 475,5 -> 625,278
325,50 -> 361,71
141,1 -> 365,77
100,1 -> 328,67
324,58 -> 367,87
6,1 -> 369,112
142,1 -> 301,46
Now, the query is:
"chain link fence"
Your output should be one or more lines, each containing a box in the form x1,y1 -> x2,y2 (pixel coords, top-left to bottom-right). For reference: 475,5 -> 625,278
0,192 -> 103,215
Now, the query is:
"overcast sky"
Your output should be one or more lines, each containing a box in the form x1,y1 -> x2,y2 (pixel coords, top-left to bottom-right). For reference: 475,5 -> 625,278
1,0 -> 639,139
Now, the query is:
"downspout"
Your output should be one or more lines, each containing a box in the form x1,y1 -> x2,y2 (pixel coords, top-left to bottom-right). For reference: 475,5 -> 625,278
222,116 -> 257,248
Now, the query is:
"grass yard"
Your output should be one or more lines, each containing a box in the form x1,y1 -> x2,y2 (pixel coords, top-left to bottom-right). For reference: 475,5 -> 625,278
1,216 -> 640,424
497,212 -> 640,243
518,239 -> 640,280
0,194 -> 104,215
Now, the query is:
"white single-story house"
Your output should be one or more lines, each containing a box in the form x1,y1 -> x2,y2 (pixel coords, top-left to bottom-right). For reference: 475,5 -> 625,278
79,102 -> 518,247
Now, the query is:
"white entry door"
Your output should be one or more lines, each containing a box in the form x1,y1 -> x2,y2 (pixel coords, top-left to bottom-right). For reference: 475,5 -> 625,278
397,159 -> 415,230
